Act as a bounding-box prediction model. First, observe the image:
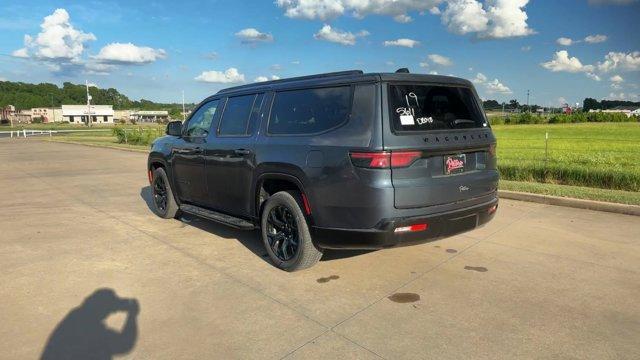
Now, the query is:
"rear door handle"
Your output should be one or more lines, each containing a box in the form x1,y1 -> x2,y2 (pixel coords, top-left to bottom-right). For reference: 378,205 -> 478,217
234,149 -> 251,156
192,147 -> 203,154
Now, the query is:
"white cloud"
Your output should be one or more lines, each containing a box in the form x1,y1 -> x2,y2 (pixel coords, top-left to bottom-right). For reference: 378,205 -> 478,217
83,61 -> 116,75
586,72 -> 601,81
419,61 -> 429,68
428,54 -> 453,66
610,74 -> 624,83
11,48 -> 29,58
393,14 -> 413,23
195,68 -> 245,83
428,70 -> 439,75
235,28 -> 274,44
541,50 -> 594,73
558,97 -> 567,105
471,72 -> 512,94
606,92 -> 626,100
313,25 -> 369,46
13,8 -> 95,61
92,43 -> 166,64
556,37 -> 574,46
253,75 -> 280,82
610,83 -> 622,89
270,64 -> 283,71
472,72 -> 488,83
521,45 -> 531,52
275,0 -> 441,21
429,6 -> 441,15
0,76 -> 6,81
291,60 -> 301,65
597,51 -> 640,72
441,0 -> 535,39
383,38 -> 420,48
485,78 -> 512,94
584,34 -> 607,43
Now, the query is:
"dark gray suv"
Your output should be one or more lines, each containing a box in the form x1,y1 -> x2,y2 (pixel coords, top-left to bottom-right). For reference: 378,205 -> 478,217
147,70 -> 499,271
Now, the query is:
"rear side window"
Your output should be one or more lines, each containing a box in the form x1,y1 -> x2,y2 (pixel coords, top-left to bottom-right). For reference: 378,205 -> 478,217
389,84 -> 485,132
218,94 -> 256,136
268,86 -> 352,135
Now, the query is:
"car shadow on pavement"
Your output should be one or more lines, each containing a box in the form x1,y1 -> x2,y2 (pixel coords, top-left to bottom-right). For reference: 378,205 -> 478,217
140,186 -> 376,264
41,288 -> 140,360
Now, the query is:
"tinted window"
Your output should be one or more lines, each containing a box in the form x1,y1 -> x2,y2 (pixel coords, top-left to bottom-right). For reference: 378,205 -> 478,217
268,86 -> 351,135
389,85 -> 485,132
218,95 -> 255,136
185,100 -> 219,137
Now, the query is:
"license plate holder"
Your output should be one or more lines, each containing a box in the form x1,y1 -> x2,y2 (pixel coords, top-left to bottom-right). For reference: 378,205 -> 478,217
444,154 -> 466,175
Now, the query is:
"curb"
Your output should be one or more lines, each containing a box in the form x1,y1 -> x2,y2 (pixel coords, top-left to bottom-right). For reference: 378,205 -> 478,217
39,139 -> 150,154
498,190 -> 640,216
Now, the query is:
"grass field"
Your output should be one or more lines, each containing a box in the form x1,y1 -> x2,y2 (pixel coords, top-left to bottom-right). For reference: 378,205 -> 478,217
21,122 -> 640,205
492,122 -> 640,192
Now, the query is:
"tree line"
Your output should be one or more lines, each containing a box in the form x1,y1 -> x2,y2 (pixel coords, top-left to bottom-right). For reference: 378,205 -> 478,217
0,80 -> 192,119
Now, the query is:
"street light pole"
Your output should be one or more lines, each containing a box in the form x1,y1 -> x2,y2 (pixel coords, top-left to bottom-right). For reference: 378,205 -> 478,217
85,80 -> 92,127
182,90 -> 186,121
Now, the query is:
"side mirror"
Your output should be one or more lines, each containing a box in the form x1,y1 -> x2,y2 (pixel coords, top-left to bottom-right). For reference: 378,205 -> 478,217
166,121 -> 183,136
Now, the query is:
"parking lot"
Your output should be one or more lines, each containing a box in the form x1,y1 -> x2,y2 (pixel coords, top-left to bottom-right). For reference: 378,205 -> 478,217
1,139 -> 639,359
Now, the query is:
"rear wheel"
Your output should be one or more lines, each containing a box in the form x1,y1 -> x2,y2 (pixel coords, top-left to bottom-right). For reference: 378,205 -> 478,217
261,191 -> 322,271
151,167 -> 179,219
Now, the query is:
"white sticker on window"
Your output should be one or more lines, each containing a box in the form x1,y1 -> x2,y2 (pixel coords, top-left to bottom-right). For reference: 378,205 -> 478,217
400,115 -> 415,125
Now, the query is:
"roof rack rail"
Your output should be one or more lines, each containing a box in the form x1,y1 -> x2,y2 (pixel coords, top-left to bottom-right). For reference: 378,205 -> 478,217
216,70 -> 364,94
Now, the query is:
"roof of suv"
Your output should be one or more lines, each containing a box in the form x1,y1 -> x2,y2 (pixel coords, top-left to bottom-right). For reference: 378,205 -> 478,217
215,70 -> 473,96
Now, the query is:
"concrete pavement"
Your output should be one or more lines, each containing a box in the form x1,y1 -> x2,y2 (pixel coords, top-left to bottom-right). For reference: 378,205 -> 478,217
1,139 -> 639,359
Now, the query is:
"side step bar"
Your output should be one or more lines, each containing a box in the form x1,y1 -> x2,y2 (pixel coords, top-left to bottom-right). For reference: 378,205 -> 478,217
180,204 -> 256,230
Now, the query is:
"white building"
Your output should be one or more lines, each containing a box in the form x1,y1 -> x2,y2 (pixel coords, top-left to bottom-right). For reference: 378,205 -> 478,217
130,110 -> 169,123
62,105 -> 114,124
30,108 -> 63,123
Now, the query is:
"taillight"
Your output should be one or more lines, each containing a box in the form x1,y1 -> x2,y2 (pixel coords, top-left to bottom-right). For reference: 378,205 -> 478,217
350,152 -> 390,168
394,223 -> 429,233
391,151 -> 422,168
350,151 -> 422,169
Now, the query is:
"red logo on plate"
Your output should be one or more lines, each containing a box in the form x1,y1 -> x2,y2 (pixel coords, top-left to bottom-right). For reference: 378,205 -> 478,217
446,157 -> 464,173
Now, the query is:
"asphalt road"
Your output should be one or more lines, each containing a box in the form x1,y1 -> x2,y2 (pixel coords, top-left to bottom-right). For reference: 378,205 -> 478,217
1,139 -> 639,359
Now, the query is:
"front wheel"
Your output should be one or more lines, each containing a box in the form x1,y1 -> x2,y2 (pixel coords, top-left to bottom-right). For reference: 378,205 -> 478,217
151,167 -> 179,219
261,191 -> 323,271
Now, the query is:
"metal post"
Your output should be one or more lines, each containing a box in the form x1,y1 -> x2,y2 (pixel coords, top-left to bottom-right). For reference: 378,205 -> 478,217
23,129 -> 27,138
182,90 -> 186,121
544,132 -> 549,170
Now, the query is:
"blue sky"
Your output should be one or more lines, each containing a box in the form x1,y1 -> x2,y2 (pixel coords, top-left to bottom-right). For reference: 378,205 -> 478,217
0,0 -> 639,106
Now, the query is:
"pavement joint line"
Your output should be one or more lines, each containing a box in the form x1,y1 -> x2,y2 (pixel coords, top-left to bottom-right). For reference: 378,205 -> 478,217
11,165 -> 332,329
14,163 -> 389,360
10,156 -> 391,360
484,240 -> 640,275
328,211 -> 537,333
329,232 -> 492,333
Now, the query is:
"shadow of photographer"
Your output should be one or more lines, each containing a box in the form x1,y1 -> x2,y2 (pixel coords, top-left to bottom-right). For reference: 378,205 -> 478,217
41,288 -> 140,360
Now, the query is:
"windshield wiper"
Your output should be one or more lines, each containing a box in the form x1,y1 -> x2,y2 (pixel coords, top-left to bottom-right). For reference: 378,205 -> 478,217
451,119 -> 476,128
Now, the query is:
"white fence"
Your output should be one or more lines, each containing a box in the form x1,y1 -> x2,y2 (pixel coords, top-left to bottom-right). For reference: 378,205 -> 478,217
0,129 -> 111,138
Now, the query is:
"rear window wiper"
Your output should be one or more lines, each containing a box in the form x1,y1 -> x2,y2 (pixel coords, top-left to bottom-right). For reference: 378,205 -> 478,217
451,119 -> 476,128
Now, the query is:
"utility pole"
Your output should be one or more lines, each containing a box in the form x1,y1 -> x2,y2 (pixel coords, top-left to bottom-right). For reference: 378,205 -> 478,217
85,80 -> 92,127
182,90 -> 186,121
526,89 -> 530,113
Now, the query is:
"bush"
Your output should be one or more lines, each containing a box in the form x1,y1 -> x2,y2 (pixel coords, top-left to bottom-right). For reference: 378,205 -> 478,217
112,127 -> 162,146
31,116 -> 43,124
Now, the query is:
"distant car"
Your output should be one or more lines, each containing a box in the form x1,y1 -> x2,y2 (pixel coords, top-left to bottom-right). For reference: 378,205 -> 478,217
147,70 -> 499,271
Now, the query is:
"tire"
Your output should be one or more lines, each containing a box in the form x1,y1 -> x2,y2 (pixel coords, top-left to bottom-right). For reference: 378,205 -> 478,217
261,191 -> 323,271
151,167 -> 180,219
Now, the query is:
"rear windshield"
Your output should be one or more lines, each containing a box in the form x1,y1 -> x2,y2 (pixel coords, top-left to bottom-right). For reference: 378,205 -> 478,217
389,84 -> 486,132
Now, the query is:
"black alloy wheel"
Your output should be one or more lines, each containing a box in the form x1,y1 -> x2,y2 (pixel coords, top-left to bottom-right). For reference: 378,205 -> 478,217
153,175 -> 168,214
265,205 -> 299,261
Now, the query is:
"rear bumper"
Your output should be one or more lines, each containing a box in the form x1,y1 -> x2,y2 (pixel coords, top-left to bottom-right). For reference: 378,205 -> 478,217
312,197 -> 498,250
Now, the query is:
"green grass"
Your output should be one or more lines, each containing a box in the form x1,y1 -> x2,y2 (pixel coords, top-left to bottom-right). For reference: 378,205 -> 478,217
493,122 -> 640,192
39,121 -> 639,205
500,180 -> 640,206
1,122 -> 162,130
